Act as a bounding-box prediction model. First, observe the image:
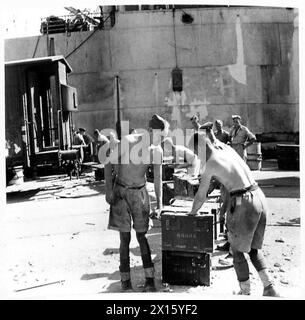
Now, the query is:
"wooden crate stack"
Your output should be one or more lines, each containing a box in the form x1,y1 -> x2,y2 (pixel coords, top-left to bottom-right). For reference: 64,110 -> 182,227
161,200 -> 220,287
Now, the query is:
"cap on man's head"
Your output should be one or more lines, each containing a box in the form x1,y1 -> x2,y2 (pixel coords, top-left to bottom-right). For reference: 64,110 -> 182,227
79,127 -> 86,132
215,119 -> 223,125
149,114 -> 166,130
232,115 -> 241,120
190,115 -> 199,121
200,122 -> 213,131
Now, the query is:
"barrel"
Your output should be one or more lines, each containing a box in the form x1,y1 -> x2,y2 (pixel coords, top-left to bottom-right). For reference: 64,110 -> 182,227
8,165 -> 24,186
246,142 -> 262,171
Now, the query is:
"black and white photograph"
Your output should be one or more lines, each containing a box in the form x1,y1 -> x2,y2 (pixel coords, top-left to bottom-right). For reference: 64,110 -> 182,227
0,0 -> 303,302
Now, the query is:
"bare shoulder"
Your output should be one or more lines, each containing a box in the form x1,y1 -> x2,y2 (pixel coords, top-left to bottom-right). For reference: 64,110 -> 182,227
216,142 -> 237,158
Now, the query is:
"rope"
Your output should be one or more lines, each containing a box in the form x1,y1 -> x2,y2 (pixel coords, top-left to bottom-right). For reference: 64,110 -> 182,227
32,35 -> 41,58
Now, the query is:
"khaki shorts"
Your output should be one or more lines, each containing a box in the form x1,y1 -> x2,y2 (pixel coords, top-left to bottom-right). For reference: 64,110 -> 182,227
227,187 -> 267,253
108,183 -> 150,233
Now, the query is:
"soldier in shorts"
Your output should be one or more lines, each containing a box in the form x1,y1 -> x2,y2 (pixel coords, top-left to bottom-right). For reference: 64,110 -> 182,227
188,130 -> 280,297
105,114 -> 168,292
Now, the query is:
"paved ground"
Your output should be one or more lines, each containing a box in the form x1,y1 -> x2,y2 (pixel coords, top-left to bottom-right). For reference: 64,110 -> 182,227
0,161 -> 303,300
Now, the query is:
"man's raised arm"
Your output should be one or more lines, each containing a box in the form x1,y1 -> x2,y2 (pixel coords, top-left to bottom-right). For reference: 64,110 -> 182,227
152,146 -> 163,216
189,168 -> 213,216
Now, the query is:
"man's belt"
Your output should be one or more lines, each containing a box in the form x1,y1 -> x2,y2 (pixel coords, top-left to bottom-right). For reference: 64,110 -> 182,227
115,180 -> 146,190
230,183 -> 259,197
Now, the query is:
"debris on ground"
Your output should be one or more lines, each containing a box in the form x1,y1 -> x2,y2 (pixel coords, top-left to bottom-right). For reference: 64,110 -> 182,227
15,280 -> 65,292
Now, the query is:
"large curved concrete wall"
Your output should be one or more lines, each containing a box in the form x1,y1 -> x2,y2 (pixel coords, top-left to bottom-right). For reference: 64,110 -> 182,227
5,7 -> 299,138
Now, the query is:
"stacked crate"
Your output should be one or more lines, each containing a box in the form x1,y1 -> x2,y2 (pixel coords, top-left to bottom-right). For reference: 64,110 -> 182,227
161,203 -> 216,286
172,172 -> 222,238
173,172 -> 200,198
146,163 -> 175,183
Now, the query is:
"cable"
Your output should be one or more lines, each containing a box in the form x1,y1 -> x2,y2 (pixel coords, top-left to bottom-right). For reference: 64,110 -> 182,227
32,35 -> 41,58
65,28 -> 99,59
65,13 -> 113,59
172,8 -> 178,68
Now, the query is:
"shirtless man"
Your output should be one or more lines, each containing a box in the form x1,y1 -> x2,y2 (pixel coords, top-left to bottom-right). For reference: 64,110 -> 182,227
93,129 -> 109,162
188,130 -> 279,297
104,114 -> 168,292
163,137 -> 201,177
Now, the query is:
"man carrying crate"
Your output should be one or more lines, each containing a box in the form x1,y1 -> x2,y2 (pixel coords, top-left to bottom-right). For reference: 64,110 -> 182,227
188,130 -> 280,297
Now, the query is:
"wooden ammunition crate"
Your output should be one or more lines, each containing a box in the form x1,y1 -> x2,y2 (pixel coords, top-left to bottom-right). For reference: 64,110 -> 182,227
161,208 -> 213,253
146,163 -> 175,182
186,178 -> 200,198
173,173 -> 200,198
162,250 -> 211,286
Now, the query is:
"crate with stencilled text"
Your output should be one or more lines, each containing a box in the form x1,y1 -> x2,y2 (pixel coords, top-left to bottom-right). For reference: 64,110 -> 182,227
162,250 -> 211,286
161,203 -> 217,253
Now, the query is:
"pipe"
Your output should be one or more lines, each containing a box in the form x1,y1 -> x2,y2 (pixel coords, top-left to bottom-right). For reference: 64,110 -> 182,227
115,75 -> 121,140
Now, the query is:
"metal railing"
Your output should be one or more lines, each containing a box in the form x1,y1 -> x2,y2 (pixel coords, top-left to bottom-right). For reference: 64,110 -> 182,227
40,11 -> 105,35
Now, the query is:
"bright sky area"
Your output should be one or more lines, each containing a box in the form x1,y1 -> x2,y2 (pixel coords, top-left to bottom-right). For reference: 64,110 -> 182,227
1,1 -> 105,39
1,0 -> 302,39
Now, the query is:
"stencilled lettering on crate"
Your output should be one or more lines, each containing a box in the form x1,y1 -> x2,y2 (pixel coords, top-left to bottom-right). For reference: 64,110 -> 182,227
162,213 -> 214,253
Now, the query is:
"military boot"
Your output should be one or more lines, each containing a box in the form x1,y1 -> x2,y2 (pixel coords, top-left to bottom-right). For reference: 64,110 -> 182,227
235,279 -> 251,295
263,284 -> 280,297
120,272 -> 133,292
143,267 -> 156,292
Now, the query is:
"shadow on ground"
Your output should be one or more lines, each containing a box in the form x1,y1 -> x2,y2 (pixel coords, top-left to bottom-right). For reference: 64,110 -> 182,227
257,176 -> 299,187
80,223 -> 164,293
6,188 -> 44,203
6,177 -> 106,204
260,185 -> 299,198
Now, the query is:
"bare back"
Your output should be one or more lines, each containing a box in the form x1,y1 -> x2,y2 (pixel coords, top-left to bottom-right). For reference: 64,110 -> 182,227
115,134 -> 150,187
204,143 -> 256,192
190,133 -> 257,215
